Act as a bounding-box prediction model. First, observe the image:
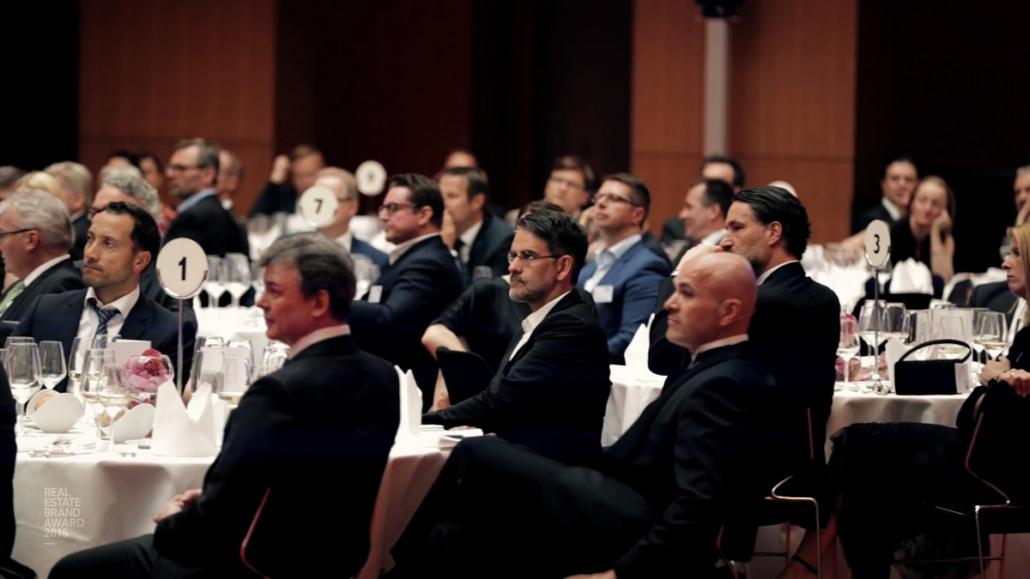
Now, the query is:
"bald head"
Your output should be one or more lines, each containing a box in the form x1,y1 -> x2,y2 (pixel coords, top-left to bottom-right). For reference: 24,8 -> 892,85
664,251 -> 756,351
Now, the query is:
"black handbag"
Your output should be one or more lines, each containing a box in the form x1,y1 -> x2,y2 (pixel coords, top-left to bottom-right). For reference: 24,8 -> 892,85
893,339 -> 971,395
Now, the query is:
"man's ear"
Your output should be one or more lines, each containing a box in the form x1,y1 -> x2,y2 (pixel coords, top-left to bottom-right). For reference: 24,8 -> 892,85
718,298 -> 742,328
307,289 -> 331,318
470,192 -> 486,213
765,221 -> 783,248
554,254 -> 575,283
134,250 -> 152,272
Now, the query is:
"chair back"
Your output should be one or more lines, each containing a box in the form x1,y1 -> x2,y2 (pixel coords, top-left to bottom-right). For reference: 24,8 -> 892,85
437,347 -> 493,404
964,383 -> 1030,506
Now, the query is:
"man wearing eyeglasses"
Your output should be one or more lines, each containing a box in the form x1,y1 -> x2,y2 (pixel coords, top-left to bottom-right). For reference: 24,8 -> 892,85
350,174 -> 464,409
314,167 -> 388,269
577,173 -> 670,363
163,138 -> 248,257
423,209 -> 610,465
0,189 -> 84,323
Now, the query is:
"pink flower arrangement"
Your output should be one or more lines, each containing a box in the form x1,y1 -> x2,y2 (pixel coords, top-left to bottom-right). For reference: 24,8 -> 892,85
122,349 -> 170,400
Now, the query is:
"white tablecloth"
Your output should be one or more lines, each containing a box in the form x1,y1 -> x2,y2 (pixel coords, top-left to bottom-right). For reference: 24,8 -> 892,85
12,433 -> 212,577
602,365 -> 665,446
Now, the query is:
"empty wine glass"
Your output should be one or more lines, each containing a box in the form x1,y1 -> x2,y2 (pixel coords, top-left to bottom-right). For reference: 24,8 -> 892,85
6,342 -> 42,433
96,364 -> 130,443
858,300 -> 887,386
975,312 -> 1008,361
223,253 -> 252,308
218,349 -> 253,407
204,255 -> 225,308
883,303 -> 909,344
81,349 -> 115,437
67,337 -> 87,400
38,341 -> 67,390
838,314 -> 860,391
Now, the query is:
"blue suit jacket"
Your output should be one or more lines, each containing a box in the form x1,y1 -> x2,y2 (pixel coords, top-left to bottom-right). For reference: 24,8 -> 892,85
14,289 -> 197,392
351,237 -> 389,270
577,239 -> 671,362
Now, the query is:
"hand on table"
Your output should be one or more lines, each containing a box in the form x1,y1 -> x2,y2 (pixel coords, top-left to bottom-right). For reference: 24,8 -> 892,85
981,356 -> 1010,384
565,570 -> 616,579
154,488 -> 202,523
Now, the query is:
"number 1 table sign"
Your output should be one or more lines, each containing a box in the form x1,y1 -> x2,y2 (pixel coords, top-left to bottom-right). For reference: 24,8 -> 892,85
156,238 -> 208,392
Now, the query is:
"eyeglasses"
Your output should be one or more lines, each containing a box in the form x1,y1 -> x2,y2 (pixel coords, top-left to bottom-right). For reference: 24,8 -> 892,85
507,250 -> 564,265
548,176 -> 585,191
594,192 -> 638,206
378,202 -> 417,215
167,164 -> 201,173
0,228 -> 32,239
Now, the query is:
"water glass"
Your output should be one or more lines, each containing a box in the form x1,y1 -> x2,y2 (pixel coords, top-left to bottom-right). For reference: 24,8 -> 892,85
975,312 -> 1008,361
838,314 -> 860,390
38,341 -> 67,390
204,255 -> 225,308
6,342 -> 42,432
223,253 -> 252,308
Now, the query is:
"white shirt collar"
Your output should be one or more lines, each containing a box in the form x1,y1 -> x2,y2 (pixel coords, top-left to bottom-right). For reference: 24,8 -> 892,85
756,260 -> 800,286
288,324 -> 351,359
693,334 -> 748,357
509,290 -> 571,361
335,230 -> 353,252
22,254 -> 71,287
603,233 -> 642,260
83,284 -> 140,317
389,233 -> 440,265
700,228 -> 726,247
882,198 -> 903,221
457,219 -> 483,263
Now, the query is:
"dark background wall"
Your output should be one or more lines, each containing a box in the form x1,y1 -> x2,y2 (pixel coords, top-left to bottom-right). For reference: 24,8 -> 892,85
854,0 -> 1030,272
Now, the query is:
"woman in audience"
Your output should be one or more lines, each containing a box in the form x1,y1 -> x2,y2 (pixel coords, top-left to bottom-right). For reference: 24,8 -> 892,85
784,223 -> 1030,579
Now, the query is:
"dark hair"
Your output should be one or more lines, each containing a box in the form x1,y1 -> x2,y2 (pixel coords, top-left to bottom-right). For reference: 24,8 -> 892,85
137,149 -> 164,173
107,150 -> 141,170
551,155 -> 596,193
257,233 -> 355,321
289,144 -> 323,162
0,166 -> 25,188
386,173 -> 444,228
733,186 -> 811,258
97,201 -> 161,259
440,166 -> 491,204
515,209 -> 588,278
518,200 -> 563,219
884,155 -> 918,177
173,138 -> 220,175
700,178 -> 734,217
701,155 -> 746,188
601,172 -> 651,221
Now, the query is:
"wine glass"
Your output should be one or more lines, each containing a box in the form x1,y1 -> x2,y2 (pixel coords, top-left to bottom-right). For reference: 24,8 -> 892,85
858,300 -> 887,386
218,350 -> 253,407
975,312 -> 1008,361
259,342 -> 289,377
6,342 -> 42,433
81,349 -> 115,437
883,303 -> 909,344
38,341 -> 67,390
838,314 -> 860,391
67,337 -> 87,400
223,253 -> 252,308
204,255 -> 225,308
96,364 -> 130,443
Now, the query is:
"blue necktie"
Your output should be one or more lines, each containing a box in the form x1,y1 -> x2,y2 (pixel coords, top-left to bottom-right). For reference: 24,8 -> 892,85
89,298 -> 119,337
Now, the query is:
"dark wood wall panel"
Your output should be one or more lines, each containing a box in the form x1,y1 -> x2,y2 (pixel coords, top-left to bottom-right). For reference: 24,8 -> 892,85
631,0 -> 706,235
79,0 -> 275,211
631,0 -> 857,243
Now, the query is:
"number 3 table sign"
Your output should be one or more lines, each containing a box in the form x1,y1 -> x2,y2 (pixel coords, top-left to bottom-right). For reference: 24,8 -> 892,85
863,219 -> 892,361
156,238 -> 208,392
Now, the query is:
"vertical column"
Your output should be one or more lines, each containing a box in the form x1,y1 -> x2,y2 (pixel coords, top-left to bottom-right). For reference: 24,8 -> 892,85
703,18 -> 730,156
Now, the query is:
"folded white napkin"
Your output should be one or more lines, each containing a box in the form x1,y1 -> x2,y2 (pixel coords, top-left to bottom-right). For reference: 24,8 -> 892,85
393,367 -> 421,442
890,259 -> 933,294
151,382 -> 219,457
623,317 -> 652,372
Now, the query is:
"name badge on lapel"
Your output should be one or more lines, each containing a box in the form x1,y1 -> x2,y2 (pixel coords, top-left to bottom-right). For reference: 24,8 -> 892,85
592,285 -> 614,304
368,285 -> 383,304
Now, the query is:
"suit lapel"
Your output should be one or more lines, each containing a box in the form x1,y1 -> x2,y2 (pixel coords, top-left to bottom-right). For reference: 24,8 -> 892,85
119,299 -> 151,341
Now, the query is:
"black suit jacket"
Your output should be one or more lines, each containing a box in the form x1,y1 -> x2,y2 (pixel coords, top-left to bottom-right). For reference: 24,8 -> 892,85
350,235 -> 464,406
165,194 -> 249,257
248,181 -> 298,217
465,212 -> 513,280
14,289 -> 197,392
424,290 -> 611,465
0,258 -> 84,323
153,335 -> 400,577
852,202 -> 893,233
970,281 -> 1018,325
600,342 -> 795,577
351,237 -> 389,270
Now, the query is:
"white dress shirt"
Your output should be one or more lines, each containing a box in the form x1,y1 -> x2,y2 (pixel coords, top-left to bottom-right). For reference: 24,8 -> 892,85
583,234 -> 642,293
508,291 -> 571,361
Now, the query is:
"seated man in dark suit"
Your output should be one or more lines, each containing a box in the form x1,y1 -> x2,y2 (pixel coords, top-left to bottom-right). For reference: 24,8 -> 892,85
390,251 -> 797,578
315,166 -> 389,269
248,144 -> 324,217
423,209 -> 610,465
50,234 -> 400,579
852,156 -> 918,233
350,174 -> 464,408
15,202 -> 196,392
650,187 -> 839,460
0,189 -> 84,323
439,166 -> 513,281
163,138 -> 248,257
577,173 -> 670,363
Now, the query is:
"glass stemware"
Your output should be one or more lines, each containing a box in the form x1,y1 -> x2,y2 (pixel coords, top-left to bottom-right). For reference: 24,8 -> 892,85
81,349 -> 115,438
96,364 -> 130,443
218,350 -> 253,407
6,342 -> 42,433
223,253 -> 252,308
204,255 -> 226,308
38,341 -> 67,390
858,300 -> 887,387
838,313 -> 860,391
975,311 -> 1008,361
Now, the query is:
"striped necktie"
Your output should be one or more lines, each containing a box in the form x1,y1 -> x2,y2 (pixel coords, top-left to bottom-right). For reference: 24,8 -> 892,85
88,298 -> 119,337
